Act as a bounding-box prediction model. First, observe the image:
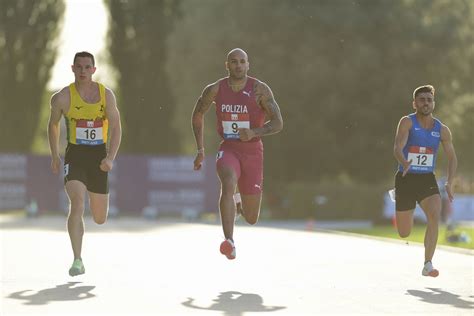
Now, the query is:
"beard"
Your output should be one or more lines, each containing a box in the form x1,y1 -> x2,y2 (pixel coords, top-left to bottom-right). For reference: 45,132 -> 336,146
231,73 -> 245,80
420,107 -> 432,116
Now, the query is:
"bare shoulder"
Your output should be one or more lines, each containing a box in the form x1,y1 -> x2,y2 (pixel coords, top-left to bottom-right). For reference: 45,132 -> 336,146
198,79 -> 220,106
50,86 -> 70,110
440,122 -> 453,140
253,78 -> 273,96
104,87 -> 117,103
398,116 -> 412,128
253,78 -> 276,107
203,79 -> 221,97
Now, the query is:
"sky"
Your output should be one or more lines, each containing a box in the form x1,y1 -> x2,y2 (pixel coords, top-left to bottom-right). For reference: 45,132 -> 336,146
48,0 -> 112,90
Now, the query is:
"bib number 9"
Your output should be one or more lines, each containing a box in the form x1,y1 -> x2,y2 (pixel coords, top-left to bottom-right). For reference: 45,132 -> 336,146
232,123 -> 238,133
222,120 -> 250,139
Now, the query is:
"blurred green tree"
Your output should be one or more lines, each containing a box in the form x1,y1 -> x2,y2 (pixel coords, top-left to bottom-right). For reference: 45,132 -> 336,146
167,0 -> 473,185
105,0 -> 182,154
0,0 -> 64,153
442,94 -> 474,174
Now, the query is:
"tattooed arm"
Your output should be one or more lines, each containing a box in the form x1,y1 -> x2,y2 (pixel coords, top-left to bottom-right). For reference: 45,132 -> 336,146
191,82 -> 218,170
239,80 -> 283,141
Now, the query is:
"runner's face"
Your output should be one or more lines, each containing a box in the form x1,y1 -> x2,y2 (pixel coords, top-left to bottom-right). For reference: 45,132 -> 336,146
72,57 -> 96,82
226,52 -> 249,80
413,92 -> 435,116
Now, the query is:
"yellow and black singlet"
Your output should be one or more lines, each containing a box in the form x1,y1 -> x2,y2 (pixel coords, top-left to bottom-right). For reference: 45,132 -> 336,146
65,83 -> 108,145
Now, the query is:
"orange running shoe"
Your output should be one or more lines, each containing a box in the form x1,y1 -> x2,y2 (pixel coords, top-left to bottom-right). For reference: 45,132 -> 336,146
220,239 -> 236,260
422,261 -> 439,277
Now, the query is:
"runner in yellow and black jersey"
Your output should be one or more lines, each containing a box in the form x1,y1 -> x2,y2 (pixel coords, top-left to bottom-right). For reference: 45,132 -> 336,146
48,51 -> 122,277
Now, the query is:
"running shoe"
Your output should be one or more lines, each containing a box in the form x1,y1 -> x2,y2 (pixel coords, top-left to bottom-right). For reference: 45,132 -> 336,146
220,239 -> 236,260
69,258 -> 85,276
421,261 -> 439,277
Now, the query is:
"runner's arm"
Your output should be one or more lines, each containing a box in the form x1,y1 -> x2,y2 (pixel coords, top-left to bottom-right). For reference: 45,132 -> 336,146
191,83 -> 217,153
105,88 -> 122,161
253,81 -> 283,137
48,91 -> 66,160
440,124 -> 457,201
393,116 -> 412,176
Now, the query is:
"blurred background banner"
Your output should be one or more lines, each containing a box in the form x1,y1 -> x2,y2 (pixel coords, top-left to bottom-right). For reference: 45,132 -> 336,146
0,154 -> 219,216
0,154 -> 27,209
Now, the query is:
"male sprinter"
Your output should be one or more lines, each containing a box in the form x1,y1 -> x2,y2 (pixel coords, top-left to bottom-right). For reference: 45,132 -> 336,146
48,51 -> 122,275
191,48 -> 283,260
393,84 -> 457,277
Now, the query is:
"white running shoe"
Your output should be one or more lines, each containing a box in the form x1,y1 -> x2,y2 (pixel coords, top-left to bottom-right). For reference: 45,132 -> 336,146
220,239 -> 236,260
422,261 -> 439,277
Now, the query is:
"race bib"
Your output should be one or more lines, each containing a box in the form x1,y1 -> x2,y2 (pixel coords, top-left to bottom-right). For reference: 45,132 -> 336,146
76,120 -> 104,145
222,113 -> 250,139
407,146 -> 434,169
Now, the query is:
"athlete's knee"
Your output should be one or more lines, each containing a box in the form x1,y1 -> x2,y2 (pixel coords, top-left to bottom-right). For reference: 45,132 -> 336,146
221,186 -> 235,197
94,218 -> 107,225
398,228 -> 411,238
90,205 -> 108,225
68,201 -> 85,218
426,209 -> 441,222
218,172 -> 237,192
398,231 -> 410,238
92,214 -> 107,225
245,216 -> 258,225
243,208 -> 259,225
220,180 -> 237,197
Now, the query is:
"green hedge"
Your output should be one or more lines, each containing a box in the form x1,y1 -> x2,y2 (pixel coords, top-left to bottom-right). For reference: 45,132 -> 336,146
267,182 -> 387,220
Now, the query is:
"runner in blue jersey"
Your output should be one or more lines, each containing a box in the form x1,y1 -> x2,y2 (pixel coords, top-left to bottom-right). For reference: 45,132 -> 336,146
393,85 -> 457,277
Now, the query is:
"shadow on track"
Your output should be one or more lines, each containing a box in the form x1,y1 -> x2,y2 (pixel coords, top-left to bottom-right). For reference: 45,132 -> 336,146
7,282 -> 96,305
182,291 -> 286,316
407,287 -> 474,310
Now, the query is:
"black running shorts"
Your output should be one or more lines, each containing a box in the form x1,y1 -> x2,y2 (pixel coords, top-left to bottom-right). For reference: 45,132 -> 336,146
394,171 -> 439,211
64,143 -> 109,194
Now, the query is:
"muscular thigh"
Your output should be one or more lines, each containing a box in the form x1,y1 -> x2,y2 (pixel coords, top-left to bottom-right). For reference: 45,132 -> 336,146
88,191 -> 109,216
238,148 -> 263,195
216,148 -> 241,182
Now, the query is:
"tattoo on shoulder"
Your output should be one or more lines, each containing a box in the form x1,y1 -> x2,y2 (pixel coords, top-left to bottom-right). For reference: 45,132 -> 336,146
254,81 -> 276,110
196,84 -> 217,113
254,80 -> 268,105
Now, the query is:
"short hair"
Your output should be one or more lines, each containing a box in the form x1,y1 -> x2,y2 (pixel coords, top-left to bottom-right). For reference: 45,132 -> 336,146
73,51 -> 95,66
227,48 -> 248,61
413,85 -> 435,99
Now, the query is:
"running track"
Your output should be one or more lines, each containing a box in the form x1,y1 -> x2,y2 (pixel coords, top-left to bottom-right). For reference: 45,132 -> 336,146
1,215 -> 473,315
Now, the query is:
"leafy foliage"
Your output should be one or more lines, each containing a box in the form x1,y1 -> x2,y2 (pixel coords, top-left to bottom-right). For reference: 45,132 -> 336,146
166,0 -> 473,184
105,0 -> 182,154
0,0 -> 64,152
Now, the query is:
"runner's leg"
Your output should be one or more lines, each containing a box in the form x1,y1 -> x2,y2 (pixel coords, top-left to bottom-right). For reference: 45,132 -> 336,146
217,165 -> 239,240
89,192 -> 109,225
419,194 -> 441,263
65,180 -> 87,260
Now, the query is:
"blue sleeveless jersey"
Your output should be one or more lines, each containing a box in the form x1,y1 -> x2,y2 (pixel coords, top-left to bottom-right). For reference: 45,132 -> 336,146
398,113 -> 442,174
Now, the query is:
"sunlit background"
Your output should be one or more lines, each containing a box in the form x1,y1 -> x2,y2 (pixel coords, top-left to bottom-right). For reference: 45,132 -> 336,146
0,0 -> 473,223
49,0 -> 112,90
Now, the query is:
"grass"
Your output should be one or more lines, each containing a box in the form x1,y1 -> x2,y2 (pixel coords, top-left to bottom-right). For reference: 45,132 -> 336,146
339,224 -> 474,250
